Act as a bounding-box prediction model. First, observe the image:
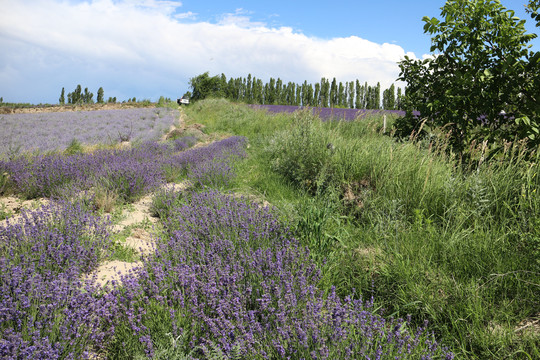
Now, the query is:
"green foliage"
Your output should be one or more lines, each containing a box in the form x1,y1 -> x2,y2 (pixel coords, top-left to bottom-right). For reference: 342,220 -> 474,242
397,0 -> 539,152
185,100 -> 540,359
66,84 -> 96,105
266,110 -> 336,193
189,71 -> 224,101
527,0 -> 540,26
64,138 -> 84,155
157,96 -> 177,109
382,83 -> 396,110
59,87 -> 65,105
97,87 -> 104,104
187,72 -> 401,109
150,188 -> 184,219
0,171 -> 10,196
133,331 -> 199,360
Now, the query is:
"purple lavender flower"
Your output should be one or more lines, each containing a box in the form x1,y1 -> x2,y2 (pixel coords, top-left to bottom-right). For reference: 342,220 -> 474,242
0,108 -> 179,154
110,190 -> 453,359
249,104 -> 413,121
0,201 -> 115,359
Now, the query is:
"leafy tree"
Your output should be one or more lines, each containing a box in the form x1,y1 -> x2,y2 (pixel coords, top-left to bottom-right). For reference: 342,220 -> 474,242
374,82 -> 381,109
295,84 -> 302,106
383,84 -> 396,110
59,87 -> 65,105
396,87 -> 403,110
306,83 -> 314,106
396,0 -> 539,151
255,78 -> 264,104
330,78 -> 337,107
365,84 -> 378,109
314,83 -> 321,106
526,0 -> 539,26
97,87 -> 104,104
287,82 -> 296,105
68,85 -> 83,104
189,72 -> 224,101
246,74 -> 253,103
355,80 -> 362,109
347,81 -> 355,108
337,82 -> 345,107
276,78 -> 283,104
319,78 -> 329,107
83,88 -> 94,104
220,73 -> 228,98
264,78 -> 274,104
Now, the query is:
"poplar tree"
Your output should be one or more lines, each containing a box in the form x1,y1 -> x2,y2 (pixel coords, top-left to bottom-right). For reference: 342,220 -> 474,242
355,80 -> 361,109
255,78 -> 264,104
349,81 -> 355,108
276,78 -> 283,104
227,78 -> 235,100
246,74 -> 253,103
307,83 -> 314,106
330,78 -> 337,107
59,87 -> 65,105
97,87 -> 104,104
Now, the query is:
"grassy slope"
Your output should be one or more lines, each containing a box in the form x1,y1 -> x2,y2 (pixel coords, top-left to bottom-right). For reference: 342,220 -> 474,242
184,98 -> 540,360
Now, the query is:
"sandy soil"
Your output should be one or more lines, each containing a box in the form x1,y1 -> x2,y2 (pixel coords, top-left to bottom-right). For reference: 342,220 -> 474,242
92,181 -> 189,287
0,196 -> 50,227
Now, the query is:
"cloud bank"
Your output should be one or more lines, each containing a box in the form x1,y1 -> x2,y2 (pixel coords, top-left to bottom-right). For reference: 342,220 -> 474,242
0,0 -> 418,103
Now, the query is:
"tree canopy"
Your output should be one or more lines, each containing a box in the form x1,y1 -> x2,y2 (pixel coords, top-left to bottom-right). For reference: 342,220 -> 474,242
396,0 -> 539,152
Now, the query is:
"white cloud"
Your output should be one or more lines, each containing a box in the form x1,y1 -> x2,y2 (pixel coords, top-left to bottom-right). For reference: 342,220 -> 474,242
0,0 -> 419,103
175,11 -> 197,20
218,8 -> 266,28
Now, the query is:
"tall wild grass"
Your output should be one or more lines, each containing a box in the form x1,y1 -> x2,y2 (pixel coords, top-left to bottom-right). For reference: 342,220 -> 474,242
185,99 -> 540,359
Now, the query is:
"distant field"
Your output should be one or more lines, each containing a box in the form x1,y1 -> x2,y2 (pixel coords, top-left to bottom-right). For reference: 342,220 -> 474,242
0,107 -> 178,155
250,104 -> 411,120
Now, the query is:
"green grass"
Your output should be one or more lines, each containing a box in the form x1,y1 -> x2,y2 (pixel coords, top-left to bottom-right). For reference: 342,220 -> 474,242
184,99 -> 540,360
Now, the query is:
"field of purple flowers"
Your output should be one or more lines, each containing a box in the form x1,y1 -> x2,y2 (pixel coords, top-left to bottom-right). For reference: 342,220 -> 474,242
0,108 -> 453,358
0,135 -> 246,201
250,104 -> 409,121
0,108 -> 179,155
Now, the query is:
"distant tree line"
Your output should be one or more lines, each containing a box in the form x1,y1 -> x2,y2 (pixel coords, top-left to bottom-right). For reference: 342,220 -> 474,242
189,72 -> 404,110
59,85 -> 115,105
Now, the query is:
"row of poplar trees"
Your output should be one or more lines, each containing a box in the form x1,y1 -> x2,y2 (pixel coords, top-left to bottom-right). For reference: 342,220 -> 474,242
189,72 -> 403,110
59,85 -> 117,105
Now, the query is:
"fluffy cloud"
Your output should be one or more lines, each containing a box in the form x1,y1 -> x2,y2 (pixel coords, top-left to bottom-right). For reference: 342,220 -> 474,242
0,0 -> 418,103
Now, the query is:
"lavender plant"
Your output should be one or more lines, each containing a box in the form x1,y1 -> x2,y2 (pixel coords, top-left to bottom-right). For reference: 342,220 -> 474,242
109,190 -> 453,359
0,136 -> 247,201
0,108 -> 179,155
250,104 -> 411,121
0,201 -> 115,359
0,200 -> 112,279
167,136 -> 247,189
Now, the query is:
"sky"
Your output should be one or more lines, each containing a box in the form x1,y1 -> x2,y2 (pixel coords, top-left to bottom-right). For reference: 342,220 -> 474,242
0,0 -> 538,104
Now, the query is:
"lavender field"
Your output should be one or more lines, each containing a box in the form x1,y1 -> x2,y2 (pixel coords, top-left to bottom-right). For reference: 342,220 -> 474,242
250,104 -> 411,121
0,104 -> 455,359
0,107 -> 179,155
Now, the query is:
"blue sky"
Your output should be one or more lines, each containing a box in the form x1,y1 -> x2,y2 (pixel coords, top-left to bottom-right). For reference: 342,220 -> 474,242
177,0 -> 539,56
0,0 -> 538,104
